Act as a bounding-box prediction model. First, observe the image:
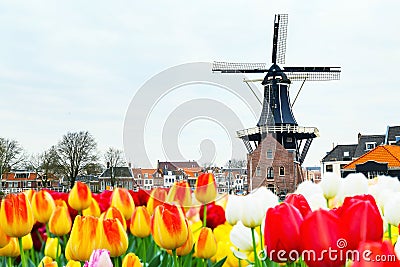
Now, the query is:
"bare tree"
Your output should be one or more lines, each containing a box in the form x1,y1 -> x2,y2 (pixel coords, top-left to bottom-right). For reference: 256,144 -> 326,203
104,147 -> 126,187
0,137 -> 25,176
226,159 -> 247,168
57,131 -> 98,188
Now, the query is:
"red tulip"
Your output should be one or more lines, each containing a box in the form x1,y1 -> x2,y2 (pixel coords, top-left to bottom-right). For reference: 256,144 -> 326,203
338,195 -> 383,251
199,203 -> 226,229
285,193 -> 312,218
92,190 -> 112,213
352,240 -> 400,267
129,189 -> 150,207
300,209 -> 345,267
264,203 -> 303,262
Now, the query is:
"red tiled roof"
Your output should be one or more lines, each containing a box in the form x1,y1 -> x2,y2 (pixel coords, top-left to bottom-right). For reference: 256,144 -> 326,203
343,145 -> 400,169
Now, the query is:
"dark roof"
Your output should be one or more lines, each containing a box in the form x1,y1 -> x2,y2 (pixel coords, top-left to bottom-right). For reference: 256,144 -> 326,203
76,175 -> 99,183
322,144 -> 357,162
158,161 -> 200,170
100,167 -> 133,178
386,126 -> 400,144
354,135 -> 385,158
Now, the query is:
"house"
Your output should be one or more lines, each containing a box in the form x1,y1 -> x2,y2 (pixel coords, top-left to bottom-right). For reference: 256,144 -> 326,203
75,175 -> 100,193
99,167 -> 135,191
321,126 -> 399,177
342,145 -> 400,179
182,167 -> 202,189
302,167 -> 321,183
132,168 -> 163,190
157,160 -> 200,172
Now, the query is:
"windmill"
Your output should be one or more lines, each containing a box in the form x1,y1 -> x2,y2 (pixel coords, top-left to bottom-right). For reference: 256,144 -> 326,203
212,14 -> 341,193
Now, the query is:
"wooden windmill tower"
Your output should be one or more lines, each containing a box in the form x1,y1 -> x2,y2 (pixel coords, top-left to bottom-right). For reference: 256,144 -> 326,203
213,14 -> 341,195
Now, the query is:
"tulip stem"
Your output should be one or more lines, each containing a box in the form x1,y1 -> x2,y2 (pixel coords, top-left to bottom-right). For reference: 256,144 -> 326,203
388,223 -> 392,242
172,249 -> 179,267
203,204 -> 207,227
45,223 -> 51,238
7,257 -> 12,267
18,237 -> 27,267
258,225 -> 264,251
251,227 -> 260,267
56,237 -> 60,267
142,237 -> 147,266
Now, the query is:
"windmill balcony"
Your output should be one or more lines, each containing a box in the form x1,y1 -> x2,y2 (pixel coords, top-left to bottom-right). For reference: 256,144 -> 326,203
236,125 -> 320,138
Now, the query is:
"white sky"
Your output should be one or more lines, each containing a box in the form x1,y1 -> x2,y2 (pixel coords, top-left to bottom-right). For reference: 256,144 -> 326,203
1,0 -> 399,168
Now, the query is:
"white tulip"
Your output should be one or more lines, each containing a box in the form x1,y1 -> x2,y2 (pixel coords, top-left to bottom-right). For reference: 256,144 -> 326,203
230,221 -> 258,251
295,180 -> 323,198
252,186 -> 279,214
319,173 -> 341,199
225,195 -> 242,225
383,192 -> 400,226
240,192 -> 266,228
307,193 -> 328,211
395,236 -> 400,260
336,173 -> 368,202
376,175 -> 400,192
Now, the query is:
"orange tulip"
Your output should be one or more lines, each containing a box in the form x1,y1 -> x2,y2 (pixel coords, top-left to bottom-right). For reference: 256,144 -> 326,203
0,224 -> 11,248
68,181 -> 92,211
195,227 -> 217,259
147,188 -> 168,215
151,203 -> 189,250
65,215 -> 102,261
0,193 -> 34,237
102,206 -> 127,231
130,206 -> 151,238
0,238 -> 20,257
32,190 -> 56,223
122,252 -> 142,267
23,189 -> 35,202
38,256 -> 58,267
99,218 -> 129,257
111,188 -> 135,220
166,181 -> 192,210
82,198 -> 101,217
195,173 -> 217,204
176,222 -> 194,256
54,199 -> 68,209
49,206 -> 72,236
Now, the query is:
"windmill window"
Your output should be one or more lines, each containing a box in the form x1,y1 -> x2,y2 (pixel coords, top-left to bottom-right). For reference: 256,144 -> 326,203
256,166 -> 261,176
279,166 -> 285,176
286,137 -> 293,143
267,149 -> 273,159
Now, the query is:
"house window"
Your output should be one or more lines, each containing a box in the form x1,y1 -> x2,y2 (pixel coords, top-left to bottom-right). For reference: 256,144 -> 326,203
365,142 -> 376,151
343,151 -> 349,157
138,174 -> 141,178
256,166 -> 261,176
396,136 -> 400,143
340,164 -> 347,170
267,184 -> 275,194
279,166 -> 285,176
267,149 -> 273,159
267,167 -> 274,179
15,173 -> 29,179
326,165 -> 333,172
144,173 -> 148,178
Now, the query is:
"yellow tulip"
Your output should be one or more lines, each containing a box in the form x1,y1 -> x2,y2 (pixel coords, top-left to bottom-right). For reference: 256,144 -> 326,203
23,189 -> 35,202
0,238 -> 20,257
99,218 -> 129,257
45,237 -> 61,259
147,188 -> 168,215
194,173 -> 217,204
195,227 -> 217,259
65,260 -> 81,267
102,206 -> 127,231
111,188 -> 135,220
130,206 -> 151,238
49,206 -> 72,236
0,193 -> 34,237
0,223 -> 11,248
166,181 -> 192,210
82,198 -> 101,217
151,203 -> 189,250
22,233 -> 33,250
122,252 -> 142,267
176,222 -> 194,256
66,215 -> 102,261
38,256 -> 58,267
54,199 -> 68,209
32,190 -> 56,223
68,181 -> 92,211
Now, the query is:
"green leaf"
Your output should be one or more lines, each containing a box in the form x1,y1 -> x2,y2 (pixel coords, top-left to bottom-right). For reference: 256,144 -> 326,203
211,256 -> 227,267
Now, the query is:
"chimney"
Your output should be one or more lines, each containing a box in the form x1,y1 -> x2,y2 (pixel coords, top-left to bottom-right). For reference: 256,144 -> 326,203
128,162 -> 132,168
358,132 -> 362,141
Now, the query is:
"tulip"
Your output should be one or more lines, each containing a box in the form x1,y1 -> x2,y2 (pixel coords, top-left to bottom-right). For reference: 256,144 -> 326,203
66,215 -> 102,261
352,240 -> 400,267
225,195 -> 242,225
99,218 -> 129,257
195,173 -> 217,204
336,173 -> 369,202
53,199 -> 68,209
65,260 -> 81,267
264,203 -> 303,262
0,193 -> 34,237
319,172 -> 342,200
295,180 -> 324,198
0,224 -> 11,248
195,227 -> 217,259
130,206 -> 151,238
240,192 -> 267,228
384,192 -> 400,226
68,181 -> 92,211
122,252 -> 142,267
166,181 -> 192,210
253,186 -> 279,214
83,249 -> 113,267
300,209 -> 345,267
147,188 -> 168,215
0,238 -> 20,257
111,187 -> 135,220
102,206 -> 127,231
151,203 -> 189,250
32,190 -> 56,224
24,189 -> 35,202
38,256 -> 58,267
49,205 -> 72,236
176,222 -> 194,256
22,233 -> 33,250
337,195 -> 383,250
199,203 -> 226,229
285,193 -> 312,217
44,237 -> 61,259
230,221 -> 258,251
82,198 -> 101,217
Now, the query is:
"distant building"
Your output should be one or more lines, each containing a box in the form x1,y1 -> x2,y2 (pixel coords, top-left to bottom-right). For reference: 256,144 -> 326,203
1,170 -> 62,194
99,167 -> 135,191
76,175 -> 100,193
302,167 -> 321,183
